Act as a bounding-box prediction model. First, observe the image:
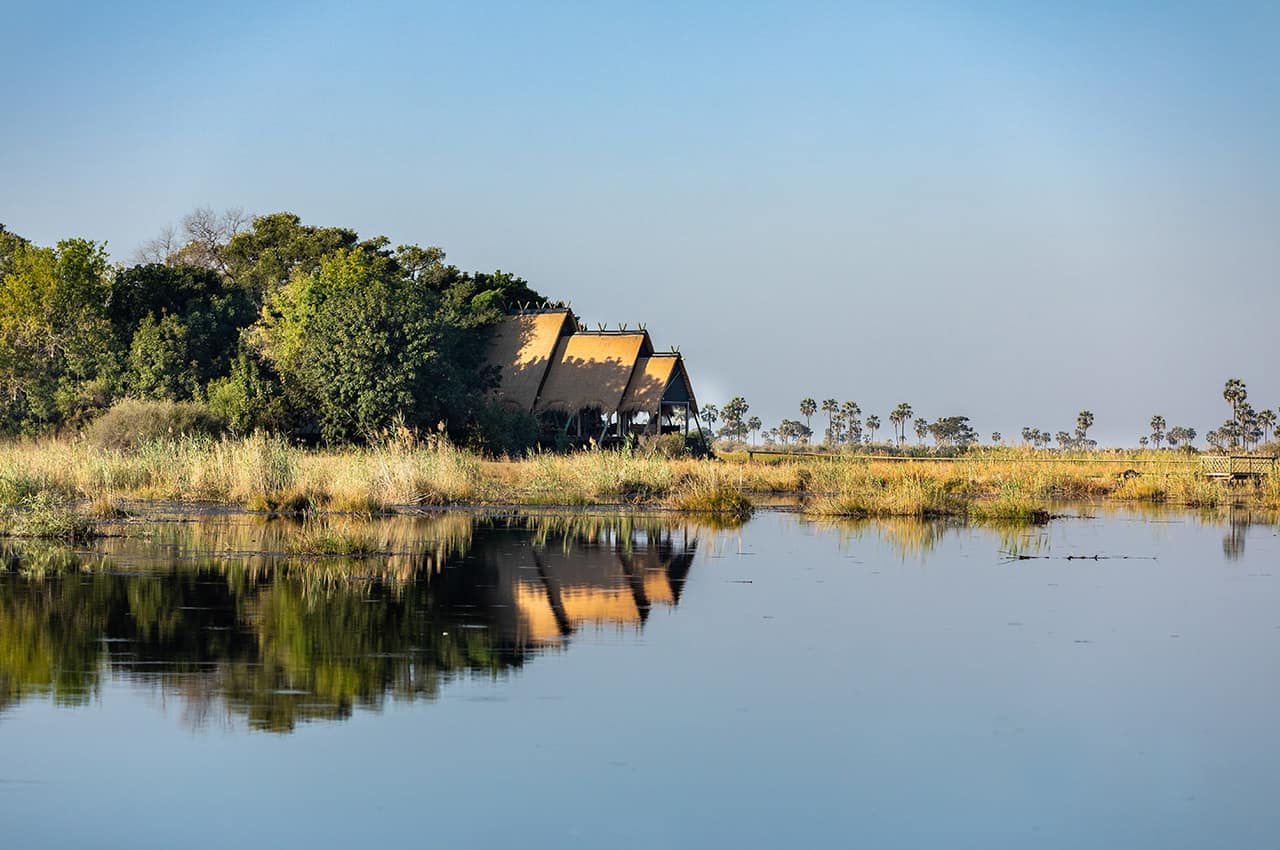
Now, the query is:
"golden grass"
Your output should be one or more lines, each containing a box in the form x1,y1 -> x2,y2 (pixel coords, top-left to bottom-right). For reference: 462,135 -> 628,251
0,438 -> 1269,523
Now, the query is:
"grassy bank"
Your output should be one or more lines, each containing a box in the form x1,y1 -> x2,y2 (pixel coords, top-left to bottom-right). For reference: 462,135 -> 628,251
2,438 -> 1276,530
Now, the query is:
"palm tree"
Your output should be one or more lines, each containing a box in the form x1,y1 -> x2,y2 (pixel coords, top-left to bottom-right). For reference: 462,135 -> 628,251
1075,410 -> 1094,449
1218,376 -> 1249,445
1239,403 -> 1259,450
747,416 -> 762,446
1139,436 -> 1149,448
915,418 -> 929,445
820,399 -> 838,444
700,404 -> 719,433
1149,414 -> 1166,449
889,402 -> 913,447
1258,409 -> 1277,445
840,401 -> 861,445
991,432 -> 1002,445
866,415 -> 881,445
1223,378 -> 1247,426
799,398 -> 817,433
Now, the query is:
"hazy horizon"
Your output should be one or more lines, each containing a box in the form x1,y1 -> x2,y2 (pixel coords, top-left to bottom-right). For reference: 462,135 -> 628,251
4,1 -> 1277,445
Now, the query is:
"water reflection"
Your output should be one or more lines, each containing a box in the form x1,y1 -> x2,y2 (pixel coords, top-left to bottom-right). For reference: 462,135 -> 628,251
0,513 -> 702,732
811,501 -> 1279,562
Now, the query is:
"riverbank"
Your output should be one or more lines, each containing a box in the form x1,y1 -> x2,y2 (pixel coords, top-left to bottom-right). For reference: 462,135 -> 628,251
2,437 -> 1277,534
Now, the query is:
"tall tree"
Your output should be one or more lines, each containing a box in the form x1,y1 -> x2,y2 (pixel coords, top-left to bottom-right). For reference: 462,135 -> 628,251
799,398 -> 816,433
840,401 -> 861,445
109,263 -> 254,400
1223,378 -> 1247,428
0,238 -> 118,433
915,418 -> 929,445
1074,410 -> 1095,449
821,399 -> 838,444
889,402 -> 913,447
865,415 -> 880,444
747,416 -> 762,446
720,397 -> 750,443
927,416 -> 978,449
700,404 -> 719,432
1149,414 -> 1166,449
0,224 -> 29,281
250,246 -> 526,443
1258,409 -> 1277,445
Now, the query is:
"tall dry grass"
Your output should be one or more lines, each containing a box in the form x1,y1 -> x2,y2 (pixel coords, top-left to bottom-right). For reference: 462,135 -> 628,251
0,438 -> 1267,521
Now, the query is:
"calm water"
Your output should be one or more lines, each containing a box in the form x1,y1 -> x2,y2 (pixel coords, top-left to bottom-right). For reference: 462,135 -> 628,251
2,506 -> 1278,849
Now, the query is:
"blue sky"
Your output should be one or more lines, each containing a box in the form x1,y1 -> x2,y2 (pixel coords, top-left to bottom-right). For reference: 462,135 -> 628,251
3,1 -> 1278,443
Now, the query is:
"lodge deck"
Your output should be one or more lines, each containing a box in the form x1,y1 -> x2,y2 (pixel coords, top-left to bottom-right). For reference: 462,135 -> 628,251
1201,456 -> 1277,479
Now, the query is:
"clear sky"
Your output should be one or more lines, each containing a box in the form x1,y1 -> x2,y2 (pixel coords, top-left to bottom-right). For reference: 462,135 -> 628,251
3,0 -> 1277,444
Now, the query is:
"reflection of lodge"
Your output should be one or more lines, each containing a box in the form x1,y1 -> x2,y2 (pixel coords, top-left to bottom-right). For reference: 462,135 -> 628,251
473,524 -> 696,646
486,309 -> 702,445
0,516 -> 700,732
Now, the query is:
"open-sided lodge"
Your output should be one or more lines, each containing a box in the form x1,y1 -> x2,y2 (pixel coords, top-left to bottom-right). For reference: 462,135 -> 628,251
485,309 -> 701,446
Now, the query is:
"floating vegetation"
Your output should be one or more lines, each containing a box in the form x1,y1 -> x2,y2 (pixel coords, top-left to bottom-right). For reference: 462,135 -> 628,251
2,493 -> 100,542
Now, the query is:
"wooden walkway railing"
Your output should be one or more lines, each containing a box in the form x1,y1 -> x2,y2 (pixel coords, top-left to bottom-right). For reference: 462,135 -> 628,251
740,450 -> 1197,465
1201,455 -> 1277,478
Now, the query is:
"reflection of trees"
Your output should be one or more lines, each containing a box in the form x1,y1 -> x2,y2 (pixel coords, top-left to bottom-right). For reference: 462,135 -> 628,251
1222,510 -> 1249,562
0,513 -> 701,731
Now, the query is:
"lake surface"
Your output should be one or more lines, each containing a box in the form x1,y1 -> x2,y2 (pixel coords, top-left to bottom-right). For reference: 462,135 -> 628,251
2,506 -> 1278,849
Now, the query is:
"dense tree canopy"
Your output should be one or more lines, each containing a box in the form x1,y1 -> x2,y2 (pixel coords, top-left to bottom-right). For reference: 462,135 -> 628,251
0,212 -> 545,447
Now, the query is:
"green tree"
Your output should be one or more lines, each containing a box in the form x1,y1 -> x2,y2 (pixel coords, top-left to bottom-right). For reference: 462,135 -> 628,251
889,402 -> 913,447
915,418 -> 929,445
799,398 -> 816,433
840,401 -> 861,445
0,224 -> 29,280
1258,409 -> 1276,445
821,399 -> 838,444
251,247 -> 515,443
109,263 -> 254,400
865,415 -> 880,444
1074,410 -> 1095,449
746,416 -> 762,446
928,416 -> 978,449
720,397 -> 750,443
699,404 -> 719,432
1149,414 -> 1166,449
1223,378 -> 1247,427
0,238 -> 119,433
221,212 -> 370,303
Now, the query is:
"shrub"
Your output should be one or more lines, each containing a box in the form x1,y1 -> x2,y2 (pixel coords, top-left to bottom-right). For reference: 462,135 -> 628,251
85,398 -> 225,450
642,433 -> 689,459
4,492 -> 99,542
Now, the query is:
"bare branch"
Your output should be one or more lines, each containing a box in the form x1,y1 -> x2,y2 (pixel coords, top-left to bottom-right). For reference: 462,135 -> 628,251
132,223 -> 178,265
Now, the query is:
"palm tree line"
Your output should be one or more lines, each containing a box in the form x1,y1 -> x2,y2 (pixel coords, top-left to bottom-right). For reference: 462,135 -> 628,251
698,378 -> 1277,453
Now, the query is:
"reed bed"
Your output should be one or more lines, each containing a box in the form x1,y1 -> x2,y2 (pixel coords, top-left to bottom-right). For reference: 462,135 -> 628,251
0,438 -> 1269,524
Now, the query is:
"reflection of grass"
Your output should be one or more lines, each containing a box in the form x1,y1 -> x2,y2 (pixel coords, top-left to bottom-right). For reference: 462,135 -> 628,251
285,521 -> 382,557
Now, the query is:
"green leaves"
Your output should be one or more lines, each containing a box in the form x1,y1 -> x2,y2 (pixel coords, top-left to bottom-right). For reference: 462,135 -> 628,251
0,239 -> 118,432
3,212 -> 547,447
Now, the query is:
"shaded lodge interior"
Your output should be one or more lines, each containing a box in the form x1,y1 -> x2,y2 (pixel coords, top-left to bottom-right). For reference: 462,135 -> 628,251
486,309 -> 700,444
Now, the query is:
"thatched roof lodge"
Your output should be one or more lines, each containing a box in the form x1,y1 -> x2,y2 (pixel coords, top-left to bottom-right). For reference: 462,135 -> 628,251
485,308 -> 700,444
